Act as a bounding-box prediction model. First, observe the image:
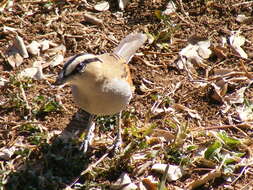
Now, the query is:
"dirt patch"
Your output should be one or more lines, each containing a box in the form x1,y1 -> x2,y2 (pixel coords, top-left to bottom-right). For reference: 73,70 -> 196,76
1,0 -> 253,189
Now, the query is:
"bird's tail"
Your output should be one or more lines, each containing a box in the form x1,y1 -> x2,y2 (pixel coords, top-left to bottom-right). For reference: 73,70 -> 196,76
113,33 -> 147,64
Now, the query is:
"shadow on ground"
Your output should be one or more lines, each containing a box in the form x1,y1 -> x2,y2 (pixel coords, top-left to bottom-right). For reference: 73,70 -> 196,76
5,111 -> 94,190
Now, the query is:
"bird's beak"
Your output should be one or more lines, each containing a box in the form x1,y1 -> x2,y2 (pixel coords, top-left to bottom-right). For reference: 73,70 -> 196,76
54,71 -> 67,85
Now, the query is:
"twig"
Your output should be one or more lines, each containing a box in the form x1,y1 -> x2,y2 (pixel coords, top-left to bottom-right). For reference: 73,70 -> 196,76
239,60 -> 253,80
240,179 -> 253,190
0,121 -> 40,126
14,35 -> 29,58
143,51 -> 177,56
193,122 -> 253,131
18,78 -> 32,117
151,82 -> 181,113
158,164 -> 170,190
68,142 -> 137,189
81,0 -> 94,10
177,0 -> 194,25
233,1 -> 253,6
83,13 -> 103,26
134,56 -> 163,68
63,34 -> 90,39
175,12 -> 192,26
68,152 -> 109,188
230,165 -> 247,186
186,169 -> 221,189
208,71 -> 253,81
228,52 -> 250,61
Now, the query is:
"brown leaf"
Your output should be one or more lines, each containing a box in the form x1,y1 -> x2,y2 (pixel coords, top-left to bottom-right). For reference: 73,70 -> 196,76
142,178 -> 157,190
6,51 -> 23,68
94,1 -> 109,12
186,169 -> 221,189
211,46 -> 228,59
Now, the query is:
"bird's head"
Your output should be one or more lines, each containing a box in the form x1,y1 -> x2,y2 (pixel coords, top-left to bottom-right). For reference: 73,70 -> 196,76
54,53 -> 101,85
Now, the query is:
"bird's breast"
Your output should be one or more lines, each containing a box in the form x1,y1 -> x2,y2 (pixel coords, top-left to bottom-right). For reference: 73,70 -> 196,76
71,78 -> 132,116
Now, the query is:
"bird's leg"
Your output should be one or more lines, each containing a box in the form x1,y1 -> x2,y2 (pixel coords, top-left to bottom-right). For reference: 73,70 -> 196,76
112,111 -> 123,152
80,114 -> 96,153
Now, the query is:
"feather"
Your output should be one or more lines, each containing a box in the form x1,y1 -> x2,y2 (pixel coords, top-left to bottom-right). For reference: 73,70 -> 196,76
113,33 -> 147,64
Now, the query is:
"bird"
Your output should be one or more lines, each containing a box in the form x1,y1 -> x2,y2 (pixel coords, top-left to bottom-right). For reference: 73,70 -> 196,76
55,33 -> 147,153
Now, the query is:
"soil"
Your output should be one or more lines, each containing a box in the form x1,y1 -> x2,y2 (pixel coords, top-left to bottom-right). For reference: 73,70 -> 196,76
1,0 -> 253,189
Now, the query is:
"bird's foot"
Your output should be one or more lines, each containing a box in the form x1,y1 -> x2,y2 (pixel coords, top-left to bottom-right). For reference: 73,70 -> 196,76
109,133 -> 123,154
79,122 -> 95,153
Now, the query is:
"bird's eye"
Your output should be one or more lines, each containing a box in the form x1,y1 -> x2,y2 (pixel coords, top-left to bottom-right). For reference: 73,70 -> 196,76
76,62 -> 85,72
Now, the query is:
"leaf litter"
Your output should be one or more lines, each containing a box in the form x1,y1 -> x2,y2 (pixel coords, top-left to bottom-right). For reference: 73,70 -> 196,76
1,0 -> 253,190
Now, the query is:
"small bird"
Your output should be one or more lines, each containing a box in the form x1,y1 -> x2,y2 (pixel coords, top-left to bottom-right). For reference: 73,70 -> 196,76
55,33 -> 147,153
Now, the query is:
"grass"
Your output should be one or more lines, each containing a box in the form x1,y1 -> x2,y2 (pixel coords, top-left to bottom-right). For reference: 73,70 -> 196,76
1,0 -> 253,189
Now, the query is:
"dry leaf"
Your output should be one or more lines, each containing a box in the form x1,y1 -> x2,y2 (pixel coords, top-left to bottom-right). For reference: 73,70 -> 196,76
146,137 -> 163,146
6,51 -> 23,68
139,81 -> 152,93
0,0 -> 13,12
142,177 -> 158,190
132,152 -> 146,161
47,44 -> 66,56
194,157 -> 217,168
39,40 -> 50,51
3,25 -> 18,33
0,147 -> 16,160
94,1 -> 109,12
211,46 -> 228,59
186,169 -> 221,189
134,161 -> 153,176
236,14 -> 248,23
210,79 -> 228,103
14,35 -> 29,58
111,173 -> 137,190
163,1 -> 176,15
197,40 -> 212,59
225,87 -> 247,104
220,102 -> 231,114
236,104 -> 253,122
27,40 -> 41,56
118,0 -> 129,10
229,31 -> 248,59
173,104 -> 202,120
83,13 -> 103,26
213,69 -> 234,76
6,35 -> 29,68
176,38 -> 212,73
236,14 -> 253,24
151,129 -> 175,141
151,164 -> 184,181
174,57 -> 185,70
0,77 -> 8,87
49,54 -> 64,68
18,64 -> 44,80
180,44 -> 201,63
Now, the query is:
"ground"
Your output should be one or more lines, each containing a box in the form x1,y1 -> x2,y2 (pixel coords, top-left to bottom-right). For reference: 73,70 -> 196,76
1,0 -> 253,190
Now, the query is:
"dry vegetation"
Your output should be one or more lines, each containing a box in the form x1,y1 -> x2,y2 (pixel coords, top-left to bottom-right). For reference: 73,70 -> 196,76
1,0 -> 253,189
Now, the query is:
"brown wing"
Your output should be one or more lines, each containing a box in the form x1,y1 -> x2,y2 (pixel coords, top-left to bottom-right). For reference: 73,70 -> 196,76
123,64 -> 135,92
96,53 -> 135,92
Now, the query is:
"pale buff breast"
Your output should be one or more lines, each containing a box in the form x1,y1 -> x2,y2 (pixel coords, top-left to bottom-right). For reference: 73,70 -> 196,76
69,53 -> 133,115
71,78 -> 132,116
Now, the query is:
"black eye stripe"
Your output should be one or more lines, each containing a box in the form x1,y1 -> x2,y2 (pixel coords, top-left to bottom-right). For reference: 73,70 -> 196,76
72,57 -> 102,75
63,53 -> 86,76
63,53 -> 86,69
62,54 -> 102,77
80,58 -> 102,67
76,62 -> 85,72
77,58 -> 101,70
